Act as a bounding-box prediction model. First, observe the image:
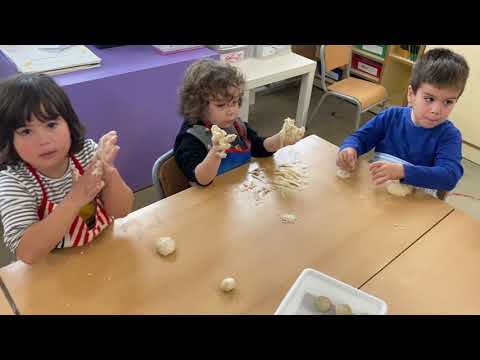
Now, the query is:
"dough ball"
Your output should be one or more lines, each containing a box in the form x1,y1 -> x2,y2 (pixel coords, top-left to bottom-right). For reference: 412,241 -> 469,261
220,277 -> 236,292
336,168 -> 351,179
386,181 -> 413,197
314,296 -> 332,313
155,237 -> 176,256
335,304 -> 353,315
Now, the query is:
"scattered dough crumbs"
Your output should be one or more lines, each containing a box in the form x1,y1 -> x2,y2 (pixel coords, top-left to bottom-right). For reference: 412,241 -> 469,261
280,214 -> 297,224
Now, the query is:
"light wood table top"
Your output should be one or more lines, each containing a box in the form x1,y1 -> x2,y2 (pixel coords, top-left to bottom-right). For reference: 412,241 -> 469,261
361,210 -> 480,314
0,282 -> 14,315
0,135 -> 453,314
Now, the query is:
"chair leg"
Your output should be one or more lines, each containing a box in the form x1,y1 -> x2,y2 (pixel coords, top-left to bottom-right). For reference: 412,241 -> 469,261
306,92 -> 329,129
355,106 -> 362,130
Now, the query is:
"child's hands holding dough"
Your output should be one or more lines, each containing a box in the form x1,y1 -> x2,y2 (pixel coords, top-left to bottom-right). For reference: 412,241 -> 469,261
336,147 -> 357,171
211,125 -> 236,159
369,161 -> 405,185
278,117 -> 305,147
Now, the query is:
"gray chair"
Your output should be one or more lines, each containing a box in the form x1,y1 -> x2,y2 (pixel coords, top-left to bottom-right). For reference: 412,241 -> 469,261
151,149 -> 190,200
307,45 -> 388,130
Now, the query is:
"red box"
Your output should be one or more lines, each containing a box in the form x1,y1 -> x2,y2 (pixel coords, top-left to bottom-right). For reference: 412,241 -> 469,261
351,54 -> 383,79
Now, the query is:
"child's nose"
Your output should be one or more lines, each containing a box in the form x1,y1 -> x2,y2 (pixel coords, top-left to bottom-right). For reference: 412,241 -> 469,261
430,103 -> 441,114
38,130 -> 53,145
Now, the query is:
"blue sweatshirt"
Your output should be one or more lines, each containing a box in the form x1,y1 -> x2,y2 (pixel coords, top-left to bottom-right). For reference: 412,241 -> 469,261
339,107 -> 463,191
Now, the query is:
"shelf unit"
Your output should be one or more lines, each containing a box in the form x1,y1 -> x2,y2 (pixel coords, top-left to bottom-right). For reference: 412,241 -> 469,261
352,47 -> 385,64
381,45 -> 426,106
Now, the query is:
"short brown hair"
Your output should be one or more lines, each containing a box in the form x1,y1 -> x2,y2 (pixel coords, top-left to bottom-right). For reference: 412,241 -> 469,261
0,73 -> 86,166
410,48 -> 470,96
178,59 -> 246,122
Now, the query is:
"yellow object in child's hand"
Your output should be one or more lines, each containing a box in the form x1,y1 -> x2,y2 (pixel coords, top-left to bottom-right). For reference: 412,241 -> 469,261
79,201 -> 97,230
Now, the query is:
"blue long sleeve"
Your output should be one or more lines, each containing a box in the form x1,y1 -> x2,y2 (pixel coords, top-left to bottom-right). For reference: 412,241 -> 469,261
340,110 -> 388,155
339,107 -> 463,191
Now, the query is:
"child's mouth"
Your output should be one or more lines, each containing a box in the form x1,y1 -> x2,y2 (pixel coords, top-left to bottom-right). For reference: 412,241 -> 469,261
39,150 -> 57,158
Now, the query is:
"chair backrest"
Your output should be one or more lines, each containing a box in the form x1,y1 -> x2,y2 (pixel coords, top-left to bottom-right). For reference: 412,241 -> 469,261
317,45 -> 353,91
324,45 -> 352,71
151,149 -> 190,200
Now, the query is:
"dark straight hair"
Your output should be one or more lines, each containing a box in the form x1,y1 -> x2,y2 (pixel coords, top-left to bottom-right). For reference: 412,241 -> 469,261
0,73 -> 86,165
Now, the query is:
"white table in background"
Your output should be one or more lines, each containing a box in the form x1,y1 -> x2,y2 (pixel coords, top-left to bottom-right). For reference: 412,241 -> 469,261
235,52 -> 317,128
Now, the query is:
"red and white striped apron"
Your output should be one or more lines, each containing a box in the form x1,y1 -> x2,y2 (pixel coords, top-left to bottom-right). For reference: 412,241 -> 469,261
25,155 -> 113,249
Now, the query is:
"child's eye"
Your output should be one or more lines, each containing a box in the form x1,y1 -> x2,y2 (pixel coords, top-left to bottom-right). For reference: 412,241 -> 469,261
444,100 -> 455,106
216,103 -> 226,108
424,97 -> 434,103
46,121 -> 58,129
17,128 -> 32,136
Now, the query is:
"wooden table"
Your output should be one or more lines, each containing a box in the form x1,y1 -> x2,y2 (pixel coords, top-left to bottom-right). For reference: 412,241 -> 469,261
0,135 -> 453,314
0,280 -> 14,315
236,52 -> 317,127
361,210 -> 480,314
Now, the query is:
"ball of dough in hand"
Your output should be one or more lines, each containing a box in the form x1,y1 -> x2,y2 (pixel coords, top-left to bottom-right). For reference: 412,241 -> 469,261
155,237 -> 176,256
335,304 -> 353,315
220,277 -> 236,292
314,296 -> 332,313
336,168 -> 351,179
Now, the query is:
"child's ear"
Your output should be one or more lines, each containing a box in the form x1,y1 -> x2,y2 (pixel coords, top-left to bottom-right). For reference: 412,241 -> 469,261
407,85 -> 414,106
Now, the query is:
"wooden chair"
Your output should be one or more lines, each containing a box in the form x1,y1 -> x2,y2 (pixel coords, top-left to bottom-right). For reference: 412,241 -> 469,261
151,149 -> 190,200
307,45 -> 388,130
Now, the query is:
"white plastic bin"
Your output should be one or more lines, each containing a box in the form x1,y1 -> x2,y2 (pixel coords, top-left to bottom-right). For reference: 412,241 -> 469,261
275,268 -> 388,315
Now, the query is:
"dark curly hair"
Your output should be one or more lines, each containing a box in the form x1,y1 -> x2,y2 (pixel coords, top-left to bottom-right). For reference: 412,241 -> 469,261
178,59 -> 246,123
0,73 -> 86,166
410,48 -> 470,96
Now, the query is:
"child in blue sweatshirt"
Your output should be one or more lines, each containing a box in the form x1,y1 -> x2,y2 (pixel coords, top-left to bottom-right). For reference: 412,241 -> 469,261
337,48 -> 470,198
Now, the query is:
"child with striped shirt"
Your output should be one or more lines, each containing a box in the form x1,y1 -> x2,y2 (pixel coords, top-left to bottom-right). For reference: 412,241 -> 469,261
0,73 -> 134,264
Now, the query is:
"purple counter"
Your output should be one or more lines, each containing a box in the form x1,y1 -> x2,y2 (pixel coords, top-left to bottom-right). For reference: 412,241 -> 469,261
0,45 -> 219,191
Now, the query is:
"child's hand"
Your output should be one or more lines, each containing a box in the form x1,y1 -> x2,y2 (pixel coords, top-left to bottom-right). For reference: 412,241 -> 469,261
211,125 -> 236,159
96,131 -> 120,182
278,117 -> 305,147
67,161 -> 105,209
369,161 -> 405,185
337,148 -> 357,171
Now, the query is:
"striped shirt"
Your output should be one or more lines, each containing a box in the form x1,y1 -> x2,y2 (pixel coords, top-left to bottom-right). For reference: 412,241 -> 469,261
0,139 -> 97,255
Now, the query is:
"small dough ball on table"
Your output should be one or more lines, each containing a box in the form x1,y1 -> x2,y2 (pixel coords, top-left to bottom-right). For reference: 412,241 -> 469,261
335,303 -> 353,315
155,237 -> 176,256
386,181 -> 413,197
336,168 -> 351,179
220,277 -> 236,292
314,296 -> 332,313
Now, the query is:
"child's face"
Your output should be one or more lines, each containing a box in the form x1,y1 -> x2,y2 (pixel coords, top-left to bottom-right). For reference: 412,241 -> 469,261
13,114 -> 72,177
408,83 -> 460,129
204,88 -> 241,128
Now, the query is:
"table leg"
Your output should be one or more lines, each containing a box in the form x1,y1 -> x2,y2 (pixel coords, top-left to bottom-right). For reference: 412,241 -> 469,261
240,88 -> 251,123
296,70 -> 315,128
